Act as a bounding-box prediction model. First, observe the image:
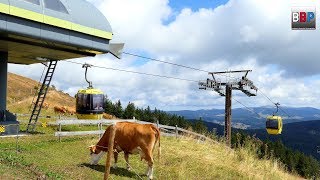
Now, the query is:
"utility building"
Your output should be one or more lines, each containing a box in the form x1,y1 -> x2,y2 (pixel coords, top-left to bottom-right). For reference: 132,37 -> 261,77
0,0 -> 123,135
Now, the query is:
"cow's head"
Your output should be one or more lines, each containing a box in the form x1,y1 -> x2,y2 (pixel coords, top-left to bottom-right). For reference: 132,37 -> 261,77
89,145 -> 106,165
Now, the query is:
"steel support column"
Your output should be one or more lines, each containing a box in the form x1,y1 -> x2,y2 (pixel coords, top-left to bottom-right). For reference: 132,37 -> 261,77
0,52 -> 8,111
225,84 -> 232,147
0,52 -> 19,135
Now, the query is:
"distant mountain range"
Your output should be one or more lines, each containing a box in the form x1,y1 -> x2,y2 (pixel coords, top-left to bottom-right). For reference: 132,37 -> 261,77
187,119 -> 320,161
168,107 -> 320,129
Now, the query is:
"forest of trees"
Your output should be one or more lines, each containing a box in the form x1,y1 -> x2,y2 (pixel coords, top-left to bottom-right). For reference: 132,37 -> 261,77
104,98 -> 208,133
104,98 -> 320,179
232,132 -> 320,179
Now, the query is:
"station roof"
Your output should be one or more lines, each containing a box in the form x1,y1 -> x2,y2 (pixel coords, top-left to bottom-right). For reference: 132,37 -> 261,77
0,0 -> 113,39
0,0 -> 118,64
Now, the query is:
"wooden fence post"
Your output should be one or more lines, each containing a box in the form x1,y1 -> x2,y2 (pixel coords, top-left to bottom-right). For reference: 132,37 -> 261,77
156,120 -> 159,128
16,124 -> 19,154
175,125 -> 178,139
98,123 -> 100,138
98,123 -> 102,139
104,124 -> 116,180
58,123 -> 61,142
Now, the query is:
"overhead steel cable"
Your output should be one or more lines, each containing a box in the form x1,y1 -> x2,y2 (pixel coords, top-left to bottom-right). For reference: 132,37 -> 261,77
257,89 -> 292,118
234,88 -> 292,119
123,51 -> 240,80
123,52 -> 210,73
232,97 -> 264,119
64,60 -> 198,83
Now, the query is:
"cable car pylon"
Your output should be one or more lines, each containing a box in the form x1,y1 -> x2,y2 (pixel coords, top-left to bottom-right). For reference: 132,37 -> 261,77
199,70 -> 258,147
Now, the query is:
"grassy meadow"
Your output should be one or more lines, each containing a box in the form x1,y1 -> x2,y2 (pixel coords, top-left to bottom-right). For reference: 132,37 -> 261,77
0,122 -> 302,180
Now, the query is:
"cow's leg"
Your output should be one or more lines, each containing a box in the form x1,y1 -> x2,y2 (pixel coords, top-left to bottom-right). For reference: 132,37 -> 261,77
124,152 -> 131,170
146,155 -> 154,179
142,148 -> 154,180
113,152 -> 118,168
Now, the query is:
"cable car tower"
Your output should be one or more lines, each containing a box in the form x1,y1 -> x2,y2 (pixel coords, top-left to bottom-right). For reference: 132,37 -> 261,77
0,0 -> 124,135
199,70 -> 258,146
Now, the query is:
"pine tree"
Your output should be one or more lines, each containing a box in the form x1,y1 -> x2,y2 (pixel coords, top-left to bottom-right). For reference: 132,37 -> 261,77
134,108 -> 143,120
143,106 -> 152,122
104,97 -> 113,115
123,102 -> 136,119
193,117 -> 207,134
113,100 -> 123,118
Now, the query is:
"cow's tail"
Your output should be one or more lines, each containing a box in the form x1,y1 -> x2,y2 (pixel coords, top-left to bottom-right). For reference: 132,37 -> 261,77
152,125 -> 161,160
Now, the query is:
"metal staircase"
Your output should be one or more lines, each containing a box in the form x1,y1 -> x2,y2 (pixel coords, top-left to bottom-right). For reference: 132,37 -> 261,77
26,60 -> 58,132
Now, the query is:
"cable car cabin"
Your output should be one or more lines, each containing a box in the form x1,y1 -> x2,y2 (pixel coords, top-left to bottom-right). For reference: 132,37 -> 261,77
76,89 -> 105,120
266,116 -> 282,135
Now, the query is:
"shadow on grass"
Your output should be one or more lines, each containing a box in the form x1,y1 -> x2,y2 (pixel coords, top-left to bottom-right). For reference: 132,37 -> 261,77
80,163 -> 145,178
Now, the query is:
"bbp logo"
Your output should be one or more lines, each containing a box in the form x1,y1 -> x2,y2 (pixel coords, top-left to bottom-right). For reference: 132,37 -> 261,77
292,7 -> 316,30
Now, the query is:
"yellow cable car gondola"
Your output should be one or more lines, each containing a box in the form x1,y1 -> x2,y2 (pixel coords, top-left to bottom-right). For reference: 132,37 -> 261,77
76,64 -> 104,120
266,103 -> 283,135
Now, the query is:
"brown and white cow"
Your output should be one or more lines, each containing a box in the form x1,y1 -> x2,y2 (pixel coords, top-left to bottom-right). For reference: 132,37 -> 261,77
53,106 -> 67,114
89,122 -> 160,180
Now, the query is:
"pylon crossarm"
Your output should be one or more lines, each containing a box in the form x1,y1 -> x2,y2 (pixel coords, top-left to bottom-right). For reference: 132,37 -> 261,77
199,69 -> 257,147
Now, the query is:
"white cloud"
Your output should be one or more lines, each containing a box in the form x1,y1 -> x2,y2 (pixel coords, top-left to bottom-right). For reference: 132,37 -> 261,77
7,0 -> 320,111
100,0 -> 320,76
240,26 -> 259,43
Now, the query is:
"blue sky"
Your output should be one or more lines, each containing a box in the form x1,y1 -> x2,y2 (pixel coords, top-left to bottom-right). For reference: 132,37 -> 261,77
169,0 -> 229,11
164,0 -> 229,24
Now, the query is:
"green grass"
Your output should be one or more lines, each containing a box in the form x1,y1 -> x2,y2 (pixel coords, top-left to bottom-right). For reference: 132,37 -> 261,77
0,123 -> 300,180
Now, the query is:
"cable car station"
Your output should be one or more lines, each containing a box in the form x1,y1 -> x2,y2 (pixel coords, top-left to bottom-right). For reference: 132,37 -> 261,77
0,0 -> 123,135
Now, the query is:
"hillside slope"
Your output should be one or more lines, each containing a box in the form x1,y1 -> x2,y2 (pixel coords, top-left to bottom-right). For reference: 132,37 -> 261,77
246,120 -> 320,161
0,129 -> 301,180
7,72 -> 75,114
188,119 -> 320,161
